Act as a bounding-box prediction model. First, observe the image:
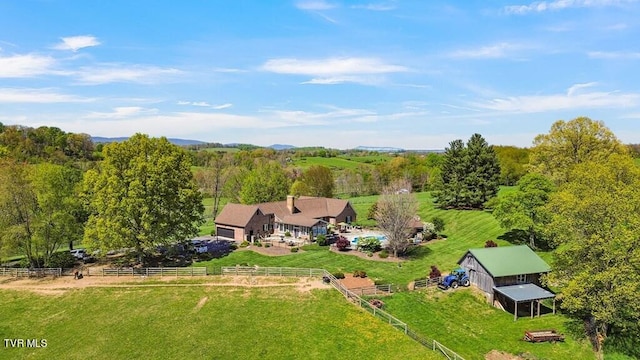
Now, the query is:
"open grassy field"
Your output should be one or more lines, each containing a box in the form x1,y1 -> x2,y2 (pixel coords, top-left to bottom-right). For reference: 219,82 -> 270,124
193,189 -> 603,359
385,288 -> 595,360
0,285 -> 438,360
291,156 -> 377,170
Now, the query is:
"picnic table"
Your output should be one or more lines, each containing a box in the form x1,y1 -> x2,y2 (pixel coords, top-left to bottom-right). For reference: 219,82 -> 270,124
524,330 -> 565,343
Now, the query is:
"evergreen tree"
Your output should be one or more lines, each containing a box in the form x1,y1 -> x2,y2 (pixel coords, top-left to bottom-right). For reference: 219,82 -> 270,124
435,134 -> 500,209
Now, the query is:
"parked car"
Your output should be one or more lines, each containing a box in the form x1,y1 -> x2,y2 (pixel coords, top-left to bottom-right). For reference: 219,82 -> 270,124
70,249 -> 88,260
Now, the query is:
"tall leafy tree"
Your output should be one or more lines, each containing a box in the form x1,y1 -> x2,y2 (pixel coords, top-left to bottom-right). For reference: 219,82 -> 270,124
492,173 -> 555,249
239,161 -> 290,204
530,117 -> 627,184
375,180 -> 418,257
83,134 -> 204,262
493,145 -> 530,185
295,165 -> 335,198
547,154 -> 640,355
0,161 -> 83,266
435,134 -> 500,209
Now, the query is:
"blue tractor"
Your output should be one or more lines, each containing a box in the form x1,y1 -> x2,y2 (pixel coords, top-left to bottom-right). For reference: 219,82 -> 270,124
438,268 -> 470,290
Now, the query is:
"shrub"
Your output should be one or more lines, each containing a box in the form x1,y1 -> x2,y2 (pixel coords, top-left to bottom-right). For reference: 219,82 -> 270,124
353,270 -> 367,278
316,234 -> 328,246
332,272 -> 345,279
358,236 -> 381,252
366,251 -> 373,257
284,231 -> 291,237
19,257 -> 43,268
429,265 -> 442,279
264,243 -> 271,248
432,216 -> 445,234
229,243 -> 238,250
240,241 -> 249,248
378,250 -> 389,259
335,236 -> 350,251
290,247 -> 299,253
255,242 -> 263,247
485,240 -> 498,248
48,252 -> 77,269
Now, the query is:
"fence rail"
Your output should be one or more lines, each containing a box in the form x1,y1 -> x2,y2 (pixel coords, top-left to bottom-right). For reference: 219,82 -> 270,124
221,266 -> 325,277
0,267 -> 62,277
348,284 -> 393,296
101,267 -> 207,276
414,277 -> 442,289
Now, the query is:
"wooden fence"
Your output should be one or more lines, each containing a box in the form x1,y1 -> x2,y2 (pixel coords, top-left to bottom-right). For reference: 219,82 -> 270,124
414,277 -> 442,289
348,284 -> 393,296
101,267 -> 207,276
0,267 -> 62,277
221,266 -> 325,277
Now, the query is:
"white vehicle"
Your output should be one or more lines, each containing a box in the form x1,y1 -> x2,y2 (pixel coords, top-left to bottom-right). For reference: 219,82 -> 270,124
70,249 -> 87,260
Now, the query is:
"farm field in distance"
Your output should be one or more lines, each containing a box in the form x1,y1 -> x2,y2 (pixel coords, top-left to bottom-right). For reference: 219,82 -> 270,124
0,284 -> 439,360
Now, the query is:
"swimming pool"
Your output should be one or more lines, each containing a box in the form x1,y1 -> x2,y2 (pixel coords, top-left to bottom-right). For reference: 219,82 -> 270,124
351,235 -> 387,245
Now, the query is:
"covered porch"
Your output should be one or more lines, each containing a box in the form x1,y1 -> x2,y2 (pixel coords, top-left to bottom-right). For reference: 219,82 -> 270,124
493,284 -> 556,321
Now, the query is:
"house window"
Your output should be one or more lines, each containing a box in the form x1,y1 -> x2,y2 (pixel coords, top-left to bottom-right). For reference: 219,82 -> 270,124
516,274 -> 527,283
346,215 -> 352,223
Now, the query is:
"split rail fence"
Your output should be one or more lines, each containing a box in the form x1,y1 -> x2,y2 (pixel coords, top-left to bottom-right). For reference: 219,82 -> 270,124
0,267 -> 62,277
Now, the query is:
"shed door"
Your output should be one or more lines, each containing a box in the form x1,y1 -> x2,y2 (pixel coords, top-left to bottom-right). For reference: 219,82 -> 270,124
216,227 -> 235,239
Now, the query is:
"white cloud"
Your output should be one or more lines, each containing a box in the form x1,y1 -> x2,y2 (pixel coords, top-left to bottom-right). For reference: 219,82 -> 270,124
0,54 -> 56,78
213,103 -> 233,110
472,86 -> 640,113
449,43 -> 524,59
74,64 -> 183,84
504,0 -> 637,15
178,101 -> 233,109
262,57 -> 407,84
53,35 -> 101,52
351,3 -> 396,11
86,107 -> 158,119
295,0 -> 338,10
0,88 -> 92,103
567,82 -> 598,96
588,51 -> 640,59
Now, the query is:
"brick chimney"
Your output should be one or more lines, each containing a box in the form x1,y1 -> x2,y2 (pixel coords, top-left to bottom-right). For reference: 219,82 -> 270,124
286,195 -> 295,214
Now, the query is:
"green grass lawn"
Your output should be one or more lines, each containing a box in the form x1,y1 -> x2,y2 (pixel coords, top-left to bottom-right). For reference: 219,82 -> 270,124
384,288 -> 595,360
0,286 -> 438,360
291,156 -> 375,170
193,189 -> 601,359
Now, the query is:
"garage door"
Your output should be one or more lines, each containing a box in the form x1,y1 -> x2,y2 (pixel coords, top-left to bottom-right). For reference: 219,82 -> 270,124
216,227 -> 235,239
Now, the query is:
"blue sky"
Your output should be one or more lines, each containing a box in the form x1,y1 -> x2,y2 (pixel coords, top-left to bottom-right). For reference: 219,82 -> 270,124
1,0 -> 639,149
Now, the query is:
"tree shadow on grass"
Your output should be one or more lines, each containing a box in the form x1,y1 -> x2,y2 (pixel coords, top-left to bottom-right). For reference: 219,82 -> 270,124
404,245 -> 433,260
497,229 -> 529,245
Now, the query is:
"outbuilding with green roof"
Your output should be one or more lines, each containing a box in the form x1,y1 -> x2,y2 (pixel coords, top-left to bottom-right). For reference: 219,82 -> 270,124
458,245 -> 555,320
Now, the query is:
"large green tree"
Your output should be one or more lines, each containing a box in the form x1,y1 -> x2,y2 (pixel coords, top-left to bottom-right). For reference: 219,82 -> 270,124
83,134 -> 204,262
239,161 -> 290,204
292,165 -> 335,198
547,154 -> 640,355
530,117 -> 627,184
492,173 -> 555,249
493,145 -> 530,185
435,134 -> 500,209
0,161 -> 83,266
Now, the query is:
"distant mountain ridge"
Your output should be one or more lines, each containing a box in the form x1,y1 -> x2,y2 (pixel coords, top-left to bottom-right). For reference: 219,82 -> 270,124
353,146 -> 404,153
92,136 -> 207,146
269,144 -> 296,150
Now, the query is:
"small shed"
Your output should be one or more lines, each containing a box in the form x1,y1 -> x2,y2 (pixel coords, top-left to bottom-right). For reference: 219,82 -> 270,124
458,245 -> 555,320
